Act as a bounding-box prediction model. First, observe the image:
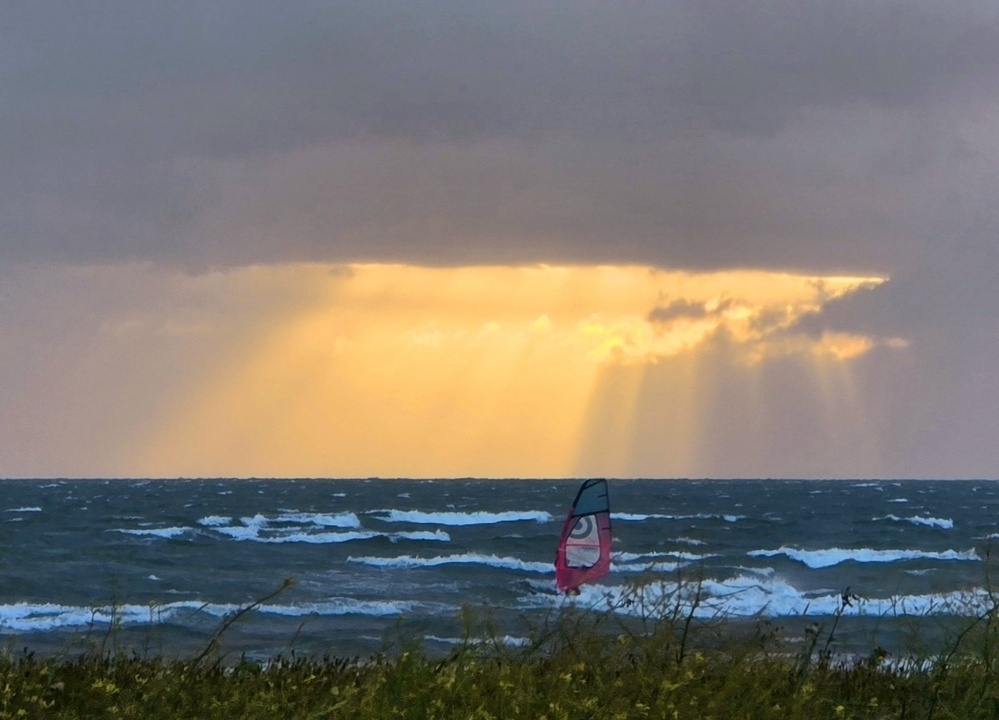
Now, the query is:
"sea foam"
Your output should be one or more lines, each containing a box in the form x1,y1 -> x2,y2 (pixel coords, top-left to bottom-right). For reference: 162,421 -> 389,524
523,575 -> 993,620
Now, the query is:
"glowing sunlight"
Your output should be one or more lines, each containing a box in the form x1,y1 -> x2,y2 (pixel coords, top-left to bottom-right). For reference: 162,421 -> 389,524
129,264 -> 892,478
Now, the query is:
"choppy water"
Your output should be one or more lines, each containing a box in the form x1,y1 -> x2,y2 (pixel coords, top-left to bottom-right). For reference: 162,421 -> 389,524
2,478 -> 998,659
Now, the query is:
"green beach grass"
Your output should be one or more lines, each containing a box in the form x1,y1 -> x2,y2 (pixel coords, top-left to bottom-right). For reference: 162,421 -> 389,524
5,578 -> 999,719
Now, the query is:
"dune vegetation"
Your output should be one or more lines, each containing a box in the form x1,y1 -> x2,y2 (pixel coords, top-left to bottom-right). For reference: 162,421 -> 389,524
3,578 -> 999,719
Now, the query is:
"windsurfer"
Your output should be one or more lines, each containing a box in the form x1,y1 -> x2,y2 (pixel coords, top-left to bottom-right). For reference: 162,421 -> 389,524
554,479 -> 612,595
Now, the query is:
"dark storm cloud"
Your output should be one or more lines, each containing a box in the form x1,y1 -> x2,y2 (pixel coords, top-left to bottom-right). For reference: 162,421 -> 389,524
648,299 -> 711,324
3,0 -> 999,270
8,0 -> 996,144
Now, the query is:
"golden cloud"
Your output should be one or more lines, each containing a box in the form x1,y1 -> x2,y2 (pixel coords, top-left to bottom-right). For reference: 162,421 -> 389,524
126,263 -> 894,477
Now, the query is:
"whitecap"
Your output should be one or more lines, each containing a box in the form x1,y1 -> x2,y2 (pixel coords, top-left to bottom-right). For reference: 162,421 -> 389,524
0,597 -> 447,632
262,530 -> 451,544
212,525 -> 263,541
370,509 -> 552,525
5,507 -> 41,513
747,546 -> 980,569
348,553 -> 552,574
613,551 -> 673,562
0,601 -> 221,632
252,530 -> 382,544
240,513 -> 269,527
208,522 -> 449,544
197,515 -> 232,527
389,530 -> 451,542
613,550 -> 716,563
874,514 -> 954,529
273,511 -> 362,528
255,599 -> 443,617
425,635 -> 529,647
673,536 -> 706,546
612,561 -> 685,573
614,512 -> 744,522
520,576 -> 993,621
905,516 -> 954,529
114,527 -> 190,539
729,565 -> 777,578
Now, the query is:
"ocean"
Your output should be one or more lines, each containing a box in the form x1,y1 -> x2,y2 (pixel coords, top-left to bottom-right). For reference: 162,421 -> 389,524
1,478 -> 997,661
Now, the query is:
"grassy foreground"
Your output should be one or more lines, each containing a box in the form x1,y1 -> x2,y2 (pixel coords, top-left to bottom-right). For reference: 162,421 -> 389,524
4,591 -> 999,719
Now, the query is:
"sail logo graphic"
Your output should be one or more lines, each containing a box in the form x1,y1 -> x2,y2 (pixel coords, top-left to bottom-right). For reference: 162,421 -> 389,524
566,516 -> 601,569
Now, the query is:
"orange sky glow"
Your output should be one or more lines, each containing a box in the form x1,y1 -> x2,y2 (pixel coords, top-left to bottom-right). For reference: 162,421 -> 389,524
100,263 -> 894,479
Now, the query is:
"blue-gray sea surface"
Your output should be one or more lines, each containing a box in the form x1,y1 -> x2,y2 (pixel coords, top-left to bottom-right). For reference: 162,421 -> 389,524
2,479 -> 997,660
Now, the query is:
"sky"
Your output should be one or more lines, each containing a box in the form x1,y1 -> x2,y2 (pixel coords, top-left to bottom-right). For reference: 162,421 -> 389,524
2,1 -> 998,479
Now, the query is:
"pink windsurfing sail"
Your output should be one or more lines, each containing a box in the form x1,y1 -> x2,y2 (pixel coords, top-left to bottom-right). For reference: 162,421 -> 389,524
555,479 -> 612,593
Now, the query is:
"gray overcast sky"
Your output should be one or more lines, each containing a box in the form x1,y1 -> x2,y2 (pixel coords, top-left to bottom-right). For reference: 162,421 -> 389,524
4,1 -> 997,269
2,0 -> 999,477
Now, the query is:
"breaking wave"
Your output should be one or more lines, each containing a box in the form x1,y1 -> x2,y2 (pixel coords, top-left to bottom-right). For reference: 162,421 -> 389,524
208,511 -> 362,529
116,513 -> 450,544
425,635 -> 530,647
348,553 -> 553,573
614,513 -> 744,523
0,598 -> 449,633
347,550 -> 708,576
369,510 -> 552,525
748,546 -> 980,569
523,576 -> 993,620
613,550 -> 716,563
874,514 -> 954,529
114,527 -> 191,539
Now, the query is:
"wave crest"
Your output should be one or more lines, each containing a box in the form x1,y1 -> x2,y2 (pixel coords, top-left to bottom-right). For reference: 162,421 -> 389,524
348,553 -> 552,573
748,546 -> 979,569
370,510 -> 552,525
873,514 -> 954,529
